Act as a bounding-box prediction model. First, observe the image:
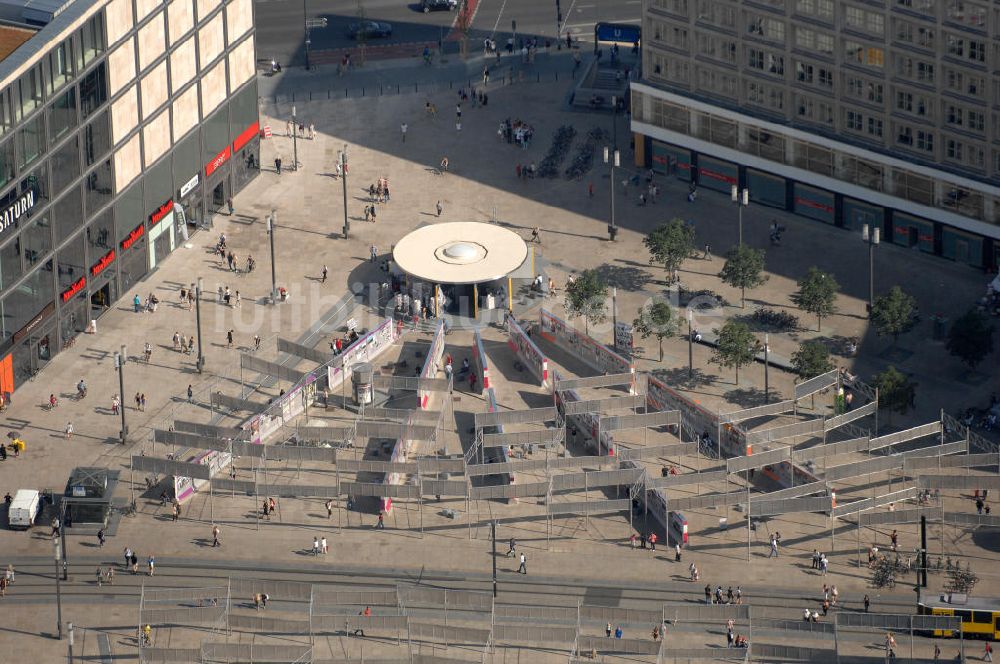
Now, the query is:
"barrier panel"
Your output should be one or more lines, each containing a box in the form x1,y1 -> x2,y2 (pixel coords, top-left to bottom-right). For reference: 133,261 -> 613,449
416,458 -> 466,473
647,469 -> 729,489
481,428 -> 563,448
172,420 -> 242,438
755,618 -> 836,635
277,337 -> 329,364
554,368 -> 616,456
154,429 -> 233,454
367,407 -> 440,423
474,407 -> 558,429
265,446 -> 337,463
355,420 -> 437,440
904,440 -> 968,459
314,614 -> 408,631
905,452 -> 997,471
472,329 -> 490,390
139,606 -> 226,625
749,495 -> 833,517
210,478 -> 256,494
869,422 -> 943,450
969,429 -> 999,454
132,455 -> 212,480
211,392 -> 263,412
293,425 -> 354,442
340,482 -> 421,499
579,605 -> 663,626
668,490 -> 744,510
744,419 -> 824,446
470,482 -> 550,499
139,648 -> 201,663
408,622 -> 491,644
242,354 -> 308,383
656,649 -> 748,661
228,614 -> 311,633
257,483 -> 340,498
918,474 -> 1000,490
198,644 -> 311,661
546,455 -> 618,470
837,613 -> 961,632
506,313 -> 549,387
859,509 -> 935,526
547,498 -> 631,515
719,400 -> 796,425
421,479 -> 469,496
941,511 -> 1000,527
492,624 -> 576,643
727,447 -> 790,474
399,586 -> 493,611
830,487 -> 917,517
494,605 -> 577,623
466,459 -> 546,477
647,375 -> 745,456
576,636 -> 660,655
555,372 -> 637,391
551,469 -> 643,491
791,436 -> 869,461
419,321 -> 447,409
564,395 -> 646,415
794,369 -> 839,400
665,604 -> 752,621
750,480 -> 827,502
825,402 -> 877,431
327,316 -> 400,391
751,644 -> 831,660
539,308 -> 633,388
618,442 -> 697,460
600,410 -> 680,432
338,459 -> 419,474
230,577 -> 312,600
825,455 -> 902,481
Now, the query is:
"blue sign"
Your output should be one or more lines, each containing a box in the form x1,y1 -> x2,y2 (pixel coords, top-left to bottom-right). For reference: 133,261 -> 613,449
596,22 -> 640,44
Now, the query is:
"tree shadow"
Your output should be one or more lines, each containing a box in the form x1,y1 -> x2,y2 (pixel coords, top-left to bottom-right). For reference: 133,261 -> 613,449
651,366 -> 715,390
592,263 -> 653,292
810,334 -> 857,358
722,386 -> 770,408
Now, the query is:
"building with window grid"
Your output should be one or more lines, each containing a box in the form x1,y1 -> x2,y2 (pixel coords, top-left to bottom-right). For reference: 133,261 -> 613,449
0,0 -> 258,393
631,0 -> 1000,271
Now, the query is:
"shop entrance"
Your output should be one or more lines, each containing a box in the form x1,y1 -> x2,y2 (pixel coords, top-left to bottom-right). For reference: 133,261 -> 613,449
90,281 -> 115,317
210,181 -> 227,213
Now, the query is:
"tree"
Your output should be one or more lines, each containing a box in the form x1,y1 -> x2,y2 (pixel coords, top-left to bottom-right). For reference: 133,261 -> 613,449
870,286 -> 917,346
564,269 -> 608,334
790,340 -> 833,380
946,309 -> 994,369
718,245 -> 768,308
710,320 -> 760,384
633,302 -> 678,362
946,562 -> 980,595
643,219 -> 695,284
791,267 -> 839,331
873,365 -> 917,427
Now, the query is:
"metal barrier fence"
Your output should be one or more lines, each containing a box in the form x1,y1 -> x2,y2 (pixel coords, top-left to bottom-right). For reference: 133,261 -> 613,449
228,614 -> 311,634
132,455 -> 212,480
563,394 -> 645,415
492,624 -> 576,643
367,407 -> 441,423
399,585 -> 493,612
212,392 -> 265,412
618,442 -> 698,460
859,508 -> 936,526
139,647 -> 201,663
751,643 -> 831,660
749,495 -> 833,517
547,498 -> 631,515
421,479 -> 469,496
231,577 -> 313,600
918,474 -> 1000,490
577,635 -> 660,655
550,468 -> 642,491
470,482 -> 550,499
474,407 -> 558,428
199,643 -> 312,662
750,480 -> 827,502
754,617 -> 835,635
744,419 -> 824,446
727,446 -> 790,473
480,428 -> 563,447
792,436 -> 869,461
494,605 -> 576,623
341,481 -> 421,499
242,354 -> 308,383
294,425 -> 354,441
311,589 -> 400,608
172,420 -> 243,438
719,400 -> 796,425
905,452 -> 999,471
600,410 -> 680,432
825,401 -> 877,431
869,421 -> 943,450
355,420 -> 438,440
794,369 -> 839,400
277,336 -> 329,364
825,455 -> 902,481
555,372 -> 635,390
647,469 -> 729,489
836,613 -> 961,631
579,605 -> 662,626
408,622 -> 491,645
942,511 -> 1000,527
665,604 -> 751,622
665,490 -> 745,510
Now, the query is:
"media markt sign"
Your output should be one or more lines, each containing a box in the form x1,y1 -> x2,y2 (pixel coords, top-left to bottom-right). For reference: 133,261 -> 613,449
0,190 -> 36,236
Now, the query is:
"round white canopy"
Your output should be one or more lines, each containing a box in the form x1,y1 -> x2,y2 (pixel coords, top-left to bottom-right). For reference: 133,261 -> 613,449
392,222 -> 528,285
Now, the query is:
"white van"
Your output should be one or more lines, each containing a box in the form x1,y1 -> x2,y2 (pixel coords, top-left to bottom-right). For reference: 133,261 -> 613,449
8,489 -> 40,529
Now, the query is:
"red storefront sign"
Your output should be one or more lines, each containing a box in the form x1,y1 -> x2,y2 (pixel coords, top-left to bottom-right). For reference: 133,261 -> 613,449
90,249 -> 115,277
150,199 -> 174,224
233,121 -> 260,152
205,146 -> 231,177
61,276 -> 86,302
122,223 -> 145,250
794,197 -> 834,214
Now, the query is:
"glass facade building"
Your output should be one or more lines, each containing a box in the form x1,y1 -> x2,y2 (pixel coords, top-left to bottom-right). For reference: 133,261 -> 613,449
0,0 -> 259,392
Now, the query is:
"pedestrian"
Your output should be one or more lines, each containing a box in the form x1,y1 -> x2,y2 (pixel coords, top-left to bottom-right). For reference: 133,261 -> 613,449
325,499 -> 334,518
312,537 -> 320,555
106,566 -> 114,585
440,156 -> 449,172
704,584 -> 712,604
322,536 -> 329,554
376,512 -> 385,529
0,576 -> 7,597
769,535 -> 779,558
614,625 -> 622,639
518,552 -> 526,574
234,291 -> 241,307
675,543 -> 682,562
227,329 -> 234,348
227,197 -> 234,215
864,594 -> 870,612
370,245 -> 378,263
640,533 -> 647,549
212,524 -> 220,547
140,393 -> 146,411
147,554 -> 155,576
64,421 -> 73,439
254,335 -> 261,351
131,552 -> 139,574
309,122 -> 315,139
275,157 -> 282,174
173,331 -> 181,350
649,532 -> 657,551
187,385 -> 194,403
436,200 -> 442,216
890,529 -> 898,552
321,265 -> 328,283
5,564 -> 13,585
735,586 -> 742,604
133,293 -> 141,312
530,227 -> 540,244
483,66 -> 490,84
986,643 -> 993,662
400,122 -> 407,142
135,392 -> 141,411
606,622 -> 612,637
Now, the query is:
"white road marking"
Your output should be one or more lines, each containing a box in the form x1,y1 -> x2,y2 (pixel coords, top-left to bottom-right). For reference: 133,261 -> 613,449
489,0 -> 507,38
558,0 -> 579,35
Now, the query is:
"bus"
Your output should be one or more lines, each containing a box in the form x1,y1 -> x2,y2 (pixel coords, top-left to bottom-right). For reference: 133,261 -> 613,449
917,592 -> 1000,639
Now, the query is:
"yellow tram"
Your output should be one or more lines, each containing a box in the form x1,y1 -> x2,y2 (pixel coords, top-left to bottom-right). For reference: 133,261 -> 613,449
917,592 -> 1000,639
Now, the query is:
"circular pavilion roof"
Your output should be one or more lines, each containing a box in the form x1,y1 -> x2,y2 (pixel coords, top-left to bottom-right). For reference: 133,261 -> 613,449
392,222 -> 528,285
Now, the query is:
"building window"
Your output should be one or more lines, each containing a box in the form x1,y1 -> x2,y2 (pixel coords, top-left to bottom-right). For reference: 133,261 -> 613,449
18,66 -> 44,118
895,0 -> 935,14
796,62 -> 813,83
49,42 -> 73,93
746,14 -> 786,44
17,114 -> 44,168
844,41 -> 884,69
0,139 -> 13,190
651,0 -> 689,15
867,116 -> 884,137
845,110 -> 863,131
79,62 -> 107,120
967,109 -> 985,132
696,0 -> 735,29
48,88 -> 77,141
50,135 -> 81,197
52,186 -> 84,244
80,14 -> 106,65
945,1 -> 986,29
84,159 -> 113,214
795,0 -> 834,22
946,139 -> 963,160
818,68 -> 833,87
945,104 -> 963,126
916,130 -> 934,152
897,124 -> 913,145
845,6 -> 885,36
794,27 -> 834,56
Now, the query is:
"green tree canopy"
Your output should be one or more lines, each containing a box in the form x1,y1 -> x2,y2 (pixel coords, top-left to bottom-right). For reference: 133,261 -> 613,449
790,340 -> 833,380
946,309 -> 994,369
564,269 -> 608,334
791,267 -> 839,331
710,320 -> 760,384
632,301 -> 678,362
718,245 -> 768,308
643,219 -> 696,284
870,286 -> 917,345
873,365 -> 916,426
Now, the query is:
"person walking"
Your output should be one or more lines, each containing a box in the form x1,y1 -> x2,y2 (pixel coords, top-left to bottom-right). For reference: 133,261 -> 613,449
436,200 -> 443,217
212,524 -> 220,547
518,552 -> 526,574
321,265 -> 328,283
275,157 -> 282,174
325,499 -> 334,519
370,245 -> 378,263
187,385 -> 194,403
985,642 -> 993,662
675,543 -> 682,562
768,535 -> 779,558
140,393 -> 146,411
321,536 -> 329,554
864,594 -> 871,612
376,512 -> 385,529
64,421 -> 73,439
227,329 -> 234,348
400,122 -> 407,142
312,537 -> 320,555
147,554 -> 155,576
506,537 -> 516,557
97,527 -> 106,547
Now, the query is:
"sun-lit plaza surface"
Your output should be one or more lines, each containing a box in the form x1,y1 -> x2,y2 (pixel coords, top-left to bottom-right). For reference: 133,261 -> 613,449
0,41 -> 998,663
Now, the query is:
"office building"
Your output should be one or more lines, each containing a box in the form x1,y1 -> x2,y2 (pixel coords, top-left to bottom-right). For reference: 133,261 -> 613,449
632,0 -> 1000,271
0,0 -> 259,392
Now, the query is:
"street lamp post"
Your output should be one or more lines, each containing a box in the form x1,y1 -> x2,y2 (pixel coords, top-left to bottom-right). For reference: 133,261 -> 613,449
611,94 -> 618,151
68,622 -> 74,662
114,346 -> 127,444
303,0 -> 310,70
763,333 -> 770,404
291,106 -> 298,171
731,185 -> 748,247
862,223 -> 880,316
603,146 -> 619,241
611,287 -> 617,349
195,278 -> 204,372
491,520 -> 498,598
687,310 -> 693,379
53,537 -> 63,639
340,148 -> 349,239
268,211 -> 278,303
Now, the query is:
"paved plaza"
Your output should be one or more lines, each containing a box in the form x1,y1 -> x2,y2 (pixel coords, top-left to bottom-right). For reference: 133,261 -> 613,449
0,49 -> 997,663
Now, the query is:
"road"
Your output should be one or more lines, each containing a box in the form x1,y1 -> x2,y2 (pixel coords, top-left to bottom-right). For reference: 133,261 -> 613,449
253,0 -> 642,66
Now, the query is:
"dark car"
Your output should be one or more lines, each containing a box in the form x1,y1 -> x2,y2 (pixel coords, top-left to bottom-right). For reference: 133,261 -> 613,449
421,0 -> 457,11
347,20 -> 393,39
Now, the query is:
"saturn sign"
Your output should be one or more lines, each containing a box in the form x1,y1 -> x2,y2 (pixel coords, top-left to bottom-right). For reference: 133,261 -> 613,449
0,190 -> 36,236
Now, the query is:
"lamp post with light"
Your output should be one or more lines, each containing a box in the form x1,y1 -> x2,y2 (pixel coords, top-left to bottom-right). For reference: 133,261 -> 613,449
862,223 -> 880,316
603,146 -> 619,241
731,185 -> 748,247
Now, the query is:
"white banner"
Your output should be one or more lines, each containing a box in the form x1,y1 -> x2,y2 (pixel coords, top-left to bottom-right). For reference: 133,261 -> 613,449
539,309 -> 633,391
505,313 -> 548,387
